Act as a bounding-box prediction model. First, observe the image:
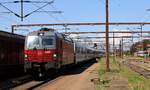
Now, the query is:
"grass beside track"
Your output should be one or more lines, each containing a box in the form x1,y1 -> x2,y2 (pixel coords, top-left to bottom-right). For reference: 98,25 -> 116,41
96,57 -> 150,90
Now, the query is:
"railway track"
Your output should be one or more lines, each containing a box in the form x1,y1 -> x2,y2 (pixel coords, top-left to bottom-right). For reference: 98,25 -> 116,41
11,76 -> 64,90
0,70 -> 63,90
123,59 -> 150,79
0,60 -> 95,90
0,70 -> 64,90
0,75 -> 32,90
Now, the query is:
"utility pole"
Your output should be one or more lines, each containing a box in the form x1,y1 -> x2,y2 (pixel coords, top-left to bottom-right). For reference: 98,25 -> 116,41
21,0 -> 24,21
131,31 -> 134,55
121,37 -> 123,59
140,25 -> 143,51
113,32 -> 115,61
119,40 -> 121,58
119,37 -> 123,59
137,25 -> 144,51
106,0 -> 110,71
11,25 -> 15,33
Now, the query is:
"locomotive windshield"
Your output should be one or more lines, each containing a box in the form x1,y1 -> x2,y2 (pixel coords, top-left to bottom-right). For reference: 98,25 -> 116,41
26,36 -> 40,49
42,36 -> 54,48
26,35 -> 55,49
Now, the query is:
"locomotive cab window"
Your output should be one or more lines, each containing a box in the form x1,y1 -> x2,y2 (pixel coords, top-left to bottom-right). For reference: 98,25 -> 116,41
42,36 -> 55,48
26,36 -> 40,49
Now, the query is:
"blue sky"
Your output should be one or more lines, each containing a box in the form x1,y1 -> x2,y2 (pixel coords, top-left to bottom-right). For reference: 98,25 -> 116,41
0,0 -> 150,36
0,0 -> 150,50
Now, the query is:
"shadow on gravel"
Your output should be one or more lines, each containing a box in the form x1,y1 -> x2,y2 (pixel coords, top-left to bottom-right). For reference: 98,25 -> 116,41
0,60 -> 96,90
0,67 -> 24,82
27,60 -> 96,90
35,60 -> 96,81
61,60 -> 96,75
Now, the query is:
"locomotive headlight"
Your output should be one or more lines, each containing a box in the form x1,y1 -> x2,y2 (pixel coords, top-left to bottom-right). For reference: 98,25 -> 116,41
53,54 -> 57,58
39,33 -> 43,36
25,54 -> 28,58
24,54 -> 28,61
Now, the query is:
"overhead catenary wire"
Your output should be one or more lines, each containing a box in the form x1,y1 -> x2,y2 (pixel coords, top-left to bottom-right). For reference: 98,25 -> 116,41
45,0 -> 81,32
0,0 -> 55,21
24,0 -> 54,18
31,2 -> 60,22
42,0 -> 65,17
0,1 -> 54,4
0,13 -> 19,23
50,4 -> 67,21
0,3 -> 20,17
0,11 -> 32,33
49,4 -> 80,32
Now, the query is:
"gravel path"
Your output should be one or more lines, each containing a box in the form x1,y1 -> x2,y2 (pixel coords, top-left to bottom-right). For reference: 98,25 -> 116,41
35,63 -> 99,90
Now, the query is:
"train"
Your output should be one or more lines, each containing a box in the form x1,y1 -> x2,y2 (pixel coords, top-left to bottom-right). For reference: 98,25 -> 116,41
0,31 -> 25,77
24,28 -> 104,77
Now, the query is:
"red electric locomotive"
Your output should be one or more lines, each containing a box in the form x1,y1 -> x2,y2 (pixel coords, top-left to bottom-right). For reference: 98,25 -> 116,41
24,28 -> 103,77
24,28 -> 74,77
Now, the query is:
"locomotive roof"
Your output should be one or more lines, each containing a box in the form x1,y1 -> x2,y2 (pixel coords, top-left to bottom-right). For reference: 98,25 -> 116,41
28,28 -> 57,36
27,28 -> 73,42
